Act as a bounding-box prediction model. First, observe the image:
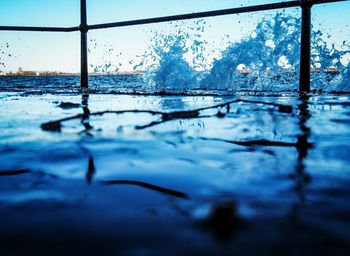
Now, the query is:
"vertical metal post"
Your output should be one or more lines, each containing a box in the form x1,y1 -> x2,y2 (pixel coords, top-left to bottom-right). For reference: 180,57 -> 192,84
80,0 -> 88,89
299,0 -> 312,92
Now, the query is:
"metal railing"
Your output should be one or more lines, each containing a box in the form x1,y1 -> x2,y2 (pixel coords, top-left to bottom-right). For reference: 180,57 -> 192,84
0,0 -> 347,92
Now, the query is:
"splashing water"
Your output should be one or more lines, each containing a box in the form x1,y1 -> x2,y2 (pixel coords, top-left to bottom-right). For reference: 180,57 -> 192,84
143,33 -> 198,92
0,42 -> 12,71
200,14 -> 302,92
2,13 -> 347,95
136,13 -> 350,93
133,20 -> 210,93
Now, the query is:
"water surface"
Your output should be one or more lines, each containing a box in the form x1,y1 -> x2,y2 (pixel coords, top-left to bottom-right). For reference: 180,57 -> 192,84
1,91 -> 350,255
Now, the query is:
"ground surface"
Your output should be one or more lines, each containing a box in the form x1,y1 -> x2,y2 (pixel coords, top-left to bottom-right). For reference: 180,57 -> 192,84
0,92 -> 350,255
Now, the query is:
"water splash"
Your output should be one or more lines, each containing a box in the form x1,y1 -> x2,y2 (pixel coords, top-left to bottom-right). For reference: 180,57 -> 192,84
134,20 -> 209,93
137,13 -> 350,93
88,38 -> 124,74
200,14 -> 302,92
311,36 -> 350,90
0,42 -> 12,71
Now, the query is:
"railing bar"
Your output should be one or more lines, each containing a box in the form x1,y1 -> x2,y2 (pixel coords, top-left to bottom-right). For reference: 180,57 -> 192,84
88,0 -> 346,30
0,0 -> 346,32
88,1 -> 299,30
80,0 -> 88,88
0,26 -> 79,32
299,1 -> 312,92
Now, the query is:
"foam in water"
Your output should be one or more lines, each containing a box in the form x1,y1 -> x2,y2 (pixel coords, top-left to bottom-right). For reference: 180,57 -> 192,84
134,13 -> 349,93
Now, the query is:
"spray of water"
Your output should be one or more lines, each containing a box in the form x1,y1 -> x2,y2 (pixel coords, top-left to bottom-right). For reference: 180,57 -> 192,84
132,20 -> 209,93
136,13 -> 349,93
0,42 -> 12,71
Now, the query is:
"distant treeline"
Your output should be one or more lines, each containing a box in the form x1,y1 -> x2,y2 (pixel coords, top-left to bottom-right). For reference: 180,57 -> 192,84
0,71 -> 77,77
0,70 -> 143,77
0,68 -> 338,77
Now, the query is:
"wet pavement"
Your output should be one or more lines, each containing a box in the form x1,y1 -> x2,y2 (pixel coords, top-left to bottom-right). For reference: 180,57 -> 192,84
0,92 -> 350,255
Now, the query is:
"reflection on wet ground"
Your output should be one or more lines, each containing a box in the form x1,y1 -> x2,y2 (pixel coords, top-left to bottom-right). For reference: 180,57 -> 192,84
0,93 -> 350,255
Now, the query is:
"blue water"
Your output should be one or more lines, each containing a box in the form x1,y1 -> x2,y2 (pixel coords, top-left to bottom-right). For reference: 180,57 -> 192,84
0,91 -> 350,255
1,13 -> 349,95
0,11 -> 350,256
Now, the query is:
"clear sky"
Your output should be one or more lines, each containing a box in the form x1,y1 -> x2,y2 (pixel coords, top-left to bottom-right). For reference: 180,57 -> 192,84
0,0 -> 349,73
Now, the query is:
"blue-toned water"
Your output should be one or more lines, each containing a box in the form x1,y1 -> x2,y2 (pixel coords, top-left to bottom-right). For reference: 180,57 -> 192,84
1,13 -> 349,94
1,12 -> 350,256
1,92 -> 350,255
145,13 -> 349,93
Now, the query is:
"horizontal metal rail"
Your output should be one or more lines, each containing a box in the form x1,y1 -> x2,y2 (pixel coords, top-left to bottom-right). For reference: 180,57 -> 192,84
0,0 -> 348,91
0,0 -> 345,32
0,26 -> 79,32
88,1 -> 301,30
90,0 -> 345,30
